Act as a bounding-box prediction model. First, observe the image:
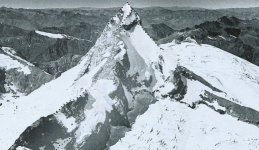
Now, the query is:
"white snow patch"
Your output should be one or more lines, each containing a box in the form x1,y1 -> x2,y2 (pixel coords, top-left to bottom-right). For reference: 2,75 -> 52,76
158,82 -> 174,96
2,47 -> 34,66
219,35 -> 226,40
16,146 -> 31,150
208,36 -> 215,40
55,113 -> 77,132
0,53 -> 31,74
121,3 -> 132,18
35,30 -> 65,39
230,35 -> 237,38
35,30 -> 90,42
209,100 -> 226,111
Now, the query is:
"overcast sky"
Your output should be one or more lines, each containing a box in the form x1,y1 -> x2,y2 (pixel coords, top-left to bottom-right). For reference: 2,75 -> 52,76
0,0 -> 259,9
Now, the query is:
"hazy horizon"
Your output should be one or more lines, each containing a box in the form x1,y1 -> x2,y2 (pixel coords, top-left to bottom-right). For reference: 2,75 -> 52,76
0,0 -> 259,9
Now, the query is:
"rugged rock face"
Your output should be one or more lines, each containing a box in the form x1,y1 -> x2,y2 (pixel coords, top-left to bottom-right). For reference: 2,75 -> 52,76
5,67 -> 53,94
0,23 -> 28,38
7,4 -> 160,150
1,6 -> 259,76
0,69 -> 6,93
146,23 -> 175,40
0,8 -> 105,76
2,4 -> 259,150
0,28 -> 97,76
0,47 -> 53,103
38,54 -> 82,77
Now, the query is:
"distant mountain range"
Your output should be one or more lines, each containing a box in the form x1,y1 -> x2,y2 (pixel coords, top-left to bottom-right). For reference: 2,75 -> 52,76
1,4 -> 259,150
0,6 -> 258,76
161,16 -> 259,65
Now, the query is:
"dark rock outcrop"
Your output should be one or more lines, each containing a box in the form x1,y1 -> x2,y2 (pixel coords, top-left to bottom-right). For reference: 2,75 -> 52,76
0,69 -> 6,93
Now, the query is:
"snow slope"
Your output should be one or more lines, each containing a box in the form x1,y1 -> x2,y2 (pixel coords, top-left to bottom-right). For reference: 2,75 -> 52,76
0,47 -> 109,149
159,39 -> 259,111
0,3 -> 157,149
110,37 -> 259,149
0,47 -> 32,74
111,39 -> 259,150
1,3 -> 259,150
111,98 -> 259,150
0,47 -> 52,116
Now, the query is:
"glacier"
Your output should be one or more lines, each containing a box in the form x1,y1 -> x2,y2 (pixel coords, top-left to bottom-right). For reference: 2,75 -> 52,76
0,3 -> 259,150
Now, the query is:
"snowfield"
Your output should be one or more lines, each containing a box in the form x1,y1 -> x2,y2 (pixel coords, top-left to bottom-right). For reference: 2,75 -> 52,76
1,3 -> 259,150
35,30 -> 66,39
111,98 -> 259,150
0,55 -> 110,149
0,8 -> 121,149
160,39 -> 259,111
111,39 -> 259,150
35,30 -> 91,42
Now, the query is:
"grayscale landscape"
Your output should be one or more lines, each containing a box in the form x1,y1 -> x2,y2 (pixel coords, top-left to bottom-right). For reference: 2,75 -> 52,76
1,1 -> 259,150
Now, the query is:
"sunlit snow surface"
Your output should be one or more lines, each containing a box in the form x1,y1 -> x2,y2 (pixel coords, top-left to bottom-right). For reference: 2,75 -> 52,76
111,98 -> 259,150
1,3 -> 259,150
111,39 -> 259,150
0,47 -> 32,74
35,30 -> 90,42
0,26 -> 117,149
0,5 -> 124,148
159,40 -> 259,111
35,30 -> 66,39
16,146 -> 31,150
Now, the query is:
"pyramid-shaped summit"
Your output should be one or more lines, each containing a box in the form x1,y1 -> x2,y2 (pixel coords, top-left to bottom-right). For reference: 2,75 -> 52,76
4,3 -> 162,150
3,2 -> 259,150
113,2 -> 142,30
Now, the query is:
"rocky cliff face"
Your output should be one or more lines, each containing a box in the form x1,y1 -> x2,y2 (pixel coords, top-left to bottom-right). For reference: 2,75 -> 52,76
0,23 -> 28,38
0,27 -> 97,76
6,4 -> 160,150
1,6 -> 259,77
1,4 -> 259,150
2,4 -> 259,150
0,47 -> 53,105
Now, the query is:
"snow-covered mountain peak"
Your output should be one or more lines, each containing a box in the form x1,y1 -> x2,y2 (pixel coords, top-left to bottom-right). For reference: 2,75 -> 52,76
121,2 -> 132,16
2,4 -> 259,150
0,5 -> 161,150
110,2 -> 141,30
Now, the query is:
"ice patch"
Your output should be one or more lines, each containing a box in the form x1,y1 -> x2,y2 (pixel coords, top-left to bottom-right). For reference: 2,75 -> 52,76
0,53 -> 31,74
55,113 -> 77,132
35,30 -> 65,39
16,146 -> 31,150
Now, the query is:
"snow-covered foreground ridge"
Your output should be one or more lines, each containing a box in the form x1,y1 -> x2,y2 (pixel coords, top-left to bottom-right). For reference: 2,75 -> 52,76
111,39 -> 259,149
1,3 -> 259,150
